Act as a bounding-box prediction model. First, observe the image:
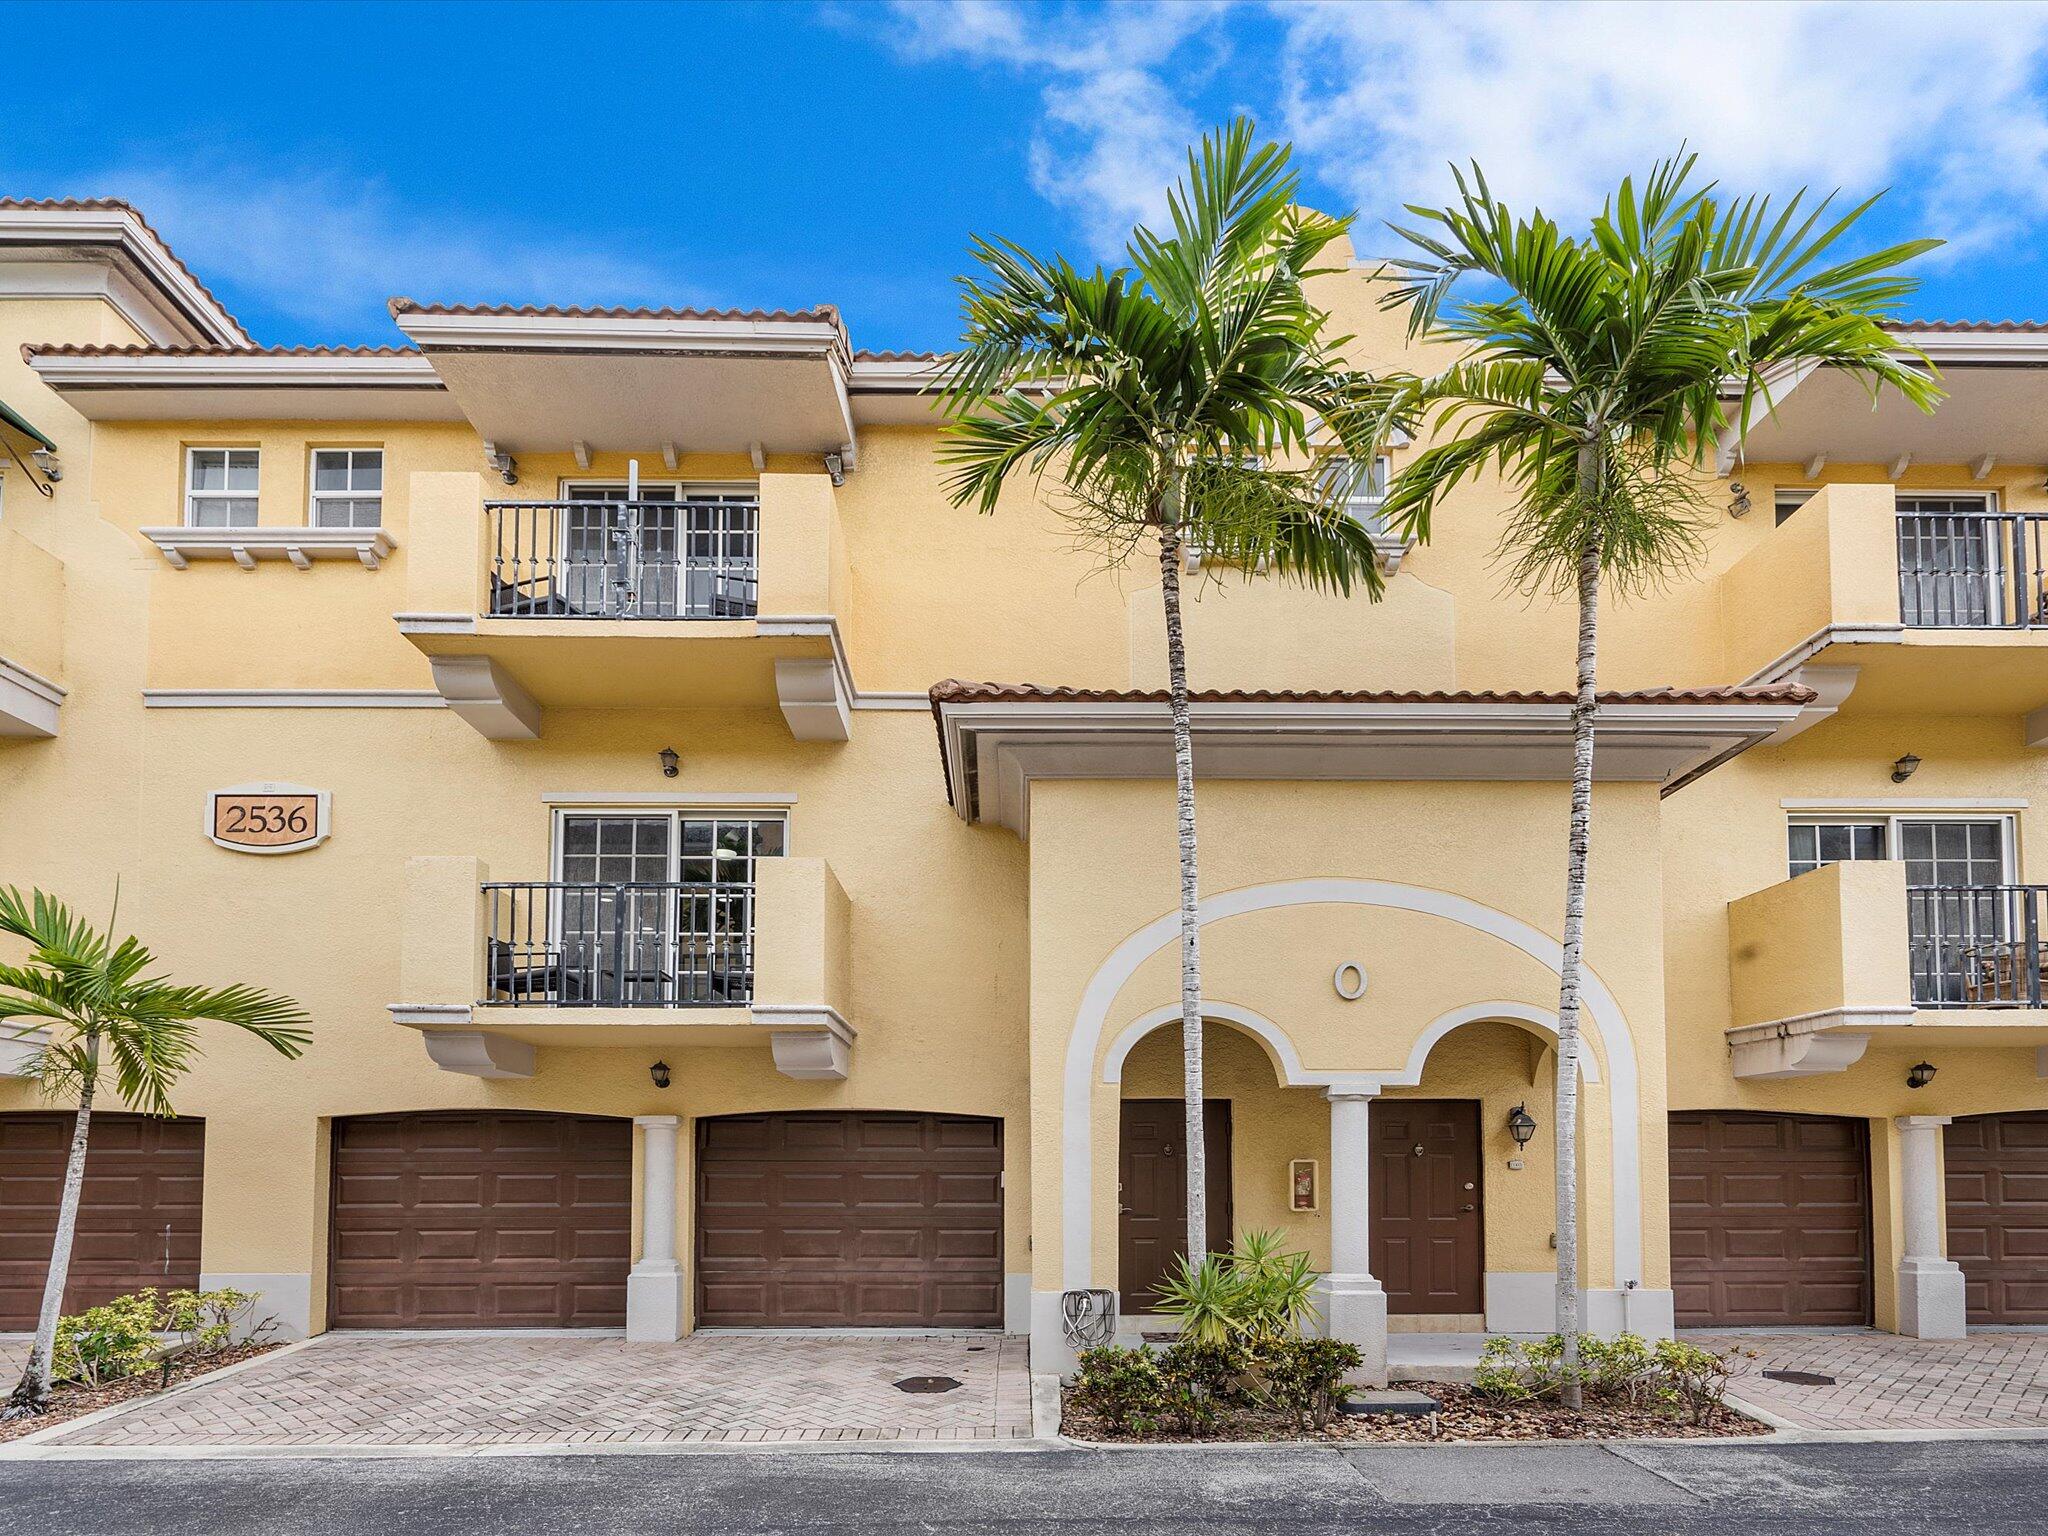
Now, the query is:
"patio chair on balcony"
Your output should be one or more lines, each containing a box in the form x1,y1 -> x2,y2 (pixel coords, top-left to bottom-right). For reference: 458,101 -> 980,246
1960,941 -> 2048,1006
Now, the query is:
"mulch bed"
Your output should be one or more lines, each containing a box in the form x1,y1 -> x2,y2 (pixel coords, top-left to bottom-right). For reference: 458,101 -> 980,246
0,1341 -> 286,1444
1064,1381 -> 1764,1444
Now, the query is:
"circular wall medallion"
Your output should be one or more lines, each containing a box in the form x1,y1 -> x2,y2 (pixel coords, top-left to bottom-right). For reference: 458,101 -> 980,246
1333,962 -> 1368,1000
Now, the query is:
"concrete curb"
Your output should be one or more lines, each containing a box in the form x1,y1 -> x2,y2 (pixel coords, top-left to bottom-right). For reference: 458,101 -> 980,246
0,1437 -> 1064,1462
1029,1373 -> 1066,1443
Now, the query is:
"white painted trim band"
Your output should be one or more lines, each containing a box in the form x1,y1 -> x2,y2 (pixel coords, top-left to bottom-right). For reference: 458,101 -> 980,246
144,689 -> 446,709
539,792 -> 798,809
1782,797 -> 2029,811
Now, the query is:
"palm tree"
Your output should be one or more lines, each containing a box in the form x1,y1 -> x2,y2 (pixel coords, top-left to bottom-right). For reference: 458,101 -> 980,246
940,118 -> 1386,1269
1373,155 -> 1940,1404
0,886 -> 310,1416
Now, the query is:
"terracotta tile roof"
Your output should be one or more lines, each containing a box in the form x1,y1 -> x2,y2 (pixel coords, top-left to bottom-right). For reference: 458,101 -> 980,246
853,349 -> 943,363
388,297 -> 842,325
1887,319 -> 2048,334
0,197 -> 254,345
25,342 -> 420,360
927,680 -> 1818,708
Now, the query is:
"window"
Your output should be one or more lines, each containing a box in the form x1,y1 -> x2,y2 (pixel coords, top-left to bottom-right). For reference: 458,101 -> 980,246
552,481 -> 758,618
309,449 -> 382,528
185,448 -> 258,527
1774,488 -> 1816,525
1787,816 -> 2012,883
1787,820 -> 1886,877
1325,454 -> 1390,524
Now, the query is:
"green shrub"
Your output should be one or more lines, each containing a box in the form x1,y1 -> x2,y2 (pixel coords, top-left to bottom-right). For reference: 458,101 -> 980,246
52,1290 -> 161,1387
1472,1334 -> 1580,1404
1156,1229 -> 1319,1346
1654,1337 -> 1740,1425
1580,1332 -> 1659,1409
1472,1332 -> 1743,1421
1249,1336 -> 1362,1429
1070,1345 -> 1168,1433
161,1286 -> 267,1355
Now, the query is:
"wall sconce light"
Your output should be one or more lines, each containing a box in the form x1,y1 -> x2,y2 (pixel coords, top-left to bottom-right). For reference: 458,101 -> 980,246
649,1060 -> 672,1090
1727,481 -> 1751,518
1907,1060 -> 1937,1090
1891,753 -> 1922,784
1507,1103 -> 1538,1148
658,747 -> 680,778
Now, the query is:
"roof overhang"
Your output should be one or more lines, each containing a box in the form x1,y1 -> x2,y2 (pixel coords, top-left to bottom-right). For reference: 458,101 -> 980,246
1726,333 -> 2048,473
0,203 -> 249,347
0,397 -> 56,456
390,307 -> 857,457
848,355 -> 946,426
24,350 -> 461,421
932,689 -> 1810,838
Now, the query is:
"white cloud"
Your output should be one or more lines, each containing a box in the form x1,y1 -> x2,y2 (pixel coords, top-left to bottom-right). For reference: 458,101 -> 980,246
99,162 -> 681,332
1275,0 -> 2048,262
881,0 -> 2048,275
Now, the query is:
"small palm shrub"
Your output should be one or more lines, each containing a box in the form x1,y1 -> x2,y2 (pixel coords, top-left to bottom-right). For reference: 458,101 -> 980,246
1155,1228 -> 1318,1345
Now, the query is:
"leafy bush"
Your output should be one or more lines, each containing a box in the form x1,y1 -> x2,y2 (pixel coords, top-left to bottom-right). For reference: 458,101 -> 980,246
1249,1335 -> 1362,1429
52,1290 -> 161,1387
1070,1345 -> 1167,1433
1473,1332 -> 1744,1421
160,1286 -> 270,1355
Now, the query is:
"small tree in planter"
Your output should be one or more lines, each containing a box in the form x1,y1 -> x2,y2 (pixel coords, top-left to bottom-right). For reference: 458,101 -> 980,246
0,887 -> 309,1417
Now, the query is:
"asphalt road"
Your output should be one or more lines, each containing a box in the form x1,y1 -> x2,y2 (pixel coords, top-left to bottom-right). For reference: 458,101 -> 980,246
6,1439 -> 2048,1534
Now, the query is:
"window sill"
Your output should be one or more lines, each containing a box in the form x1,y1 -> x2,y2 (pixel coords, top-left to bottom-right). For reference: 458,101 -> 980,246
141,525 -> 396,571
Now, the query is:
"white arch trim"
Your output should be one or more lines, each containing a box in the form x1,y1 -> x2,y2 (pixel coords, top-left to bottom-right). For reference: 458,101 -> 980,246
1100,1001 -> 1379,1094
1395,1001 -> 1600,1086
1064,878 -> 1643,1290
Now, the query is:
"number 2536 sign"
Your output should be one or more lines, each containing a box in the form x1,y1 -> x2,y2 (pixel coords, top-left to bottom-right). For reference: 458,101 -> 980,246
206,783 -> 331,855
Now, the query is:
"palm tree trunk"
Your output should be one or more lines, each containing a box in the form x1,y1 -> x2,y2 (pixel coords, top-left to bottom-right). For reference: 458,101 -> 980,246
1554,524 -> 1601,1412
7,1061 -> 95,1414
1156,523 -> 1209,1266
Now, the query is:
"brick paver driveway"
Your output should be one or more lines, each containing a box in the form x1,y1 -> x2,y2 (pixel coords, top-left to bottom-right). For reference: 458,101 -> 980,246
1693,1330 -> 2048,1432
40,1331 -> 1033,1449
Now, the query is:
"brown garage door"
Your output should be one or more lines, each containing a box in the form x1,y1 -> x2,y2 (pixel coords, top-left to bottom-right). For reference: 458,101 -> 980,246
1946,1112 -> 2048,1324
0,1113 -> 204,1329
329,1112 -> 630,1329
696,1112 -> 1003,1327
1669,1111 -> 1872,1327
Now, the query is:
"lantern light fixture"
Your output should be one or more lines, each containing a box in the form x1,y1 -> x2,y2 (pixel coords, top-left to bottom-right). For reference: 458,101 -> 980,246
1892,753 -> 1922,784
1507,1103 -> 1538,1148
649,1060 -> 672,1090
658,747 -> 680,778
1907,1060 -> 1937,1090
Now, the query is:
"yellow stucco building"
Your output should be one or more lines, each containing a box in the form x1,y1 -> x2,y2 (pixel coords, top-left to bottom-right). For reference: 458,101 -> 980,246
1,199 -> 2043,1379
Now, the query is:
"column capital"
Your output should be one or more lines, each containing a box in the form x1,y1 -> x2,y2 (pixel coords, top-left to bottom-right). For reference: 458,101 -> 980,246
634,1114 -> 681,1130
1324,1082 -> 1380,1103
1896,1114 -> 1953,1130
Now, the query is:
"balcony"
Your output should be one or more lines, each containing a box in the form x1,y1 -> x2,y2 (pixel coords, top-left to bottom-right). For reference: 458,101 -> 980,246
397,471 -> 854,740
1725,861 -> 2048,1078
0,527 -> 66,737
1722,485 -> 2048,734
390,855 -> 853,1080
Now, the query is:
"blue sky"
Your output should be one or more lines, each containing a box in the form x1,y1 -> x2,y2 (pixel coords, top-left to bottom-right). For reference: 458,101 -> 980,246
9,0 -> 2048,350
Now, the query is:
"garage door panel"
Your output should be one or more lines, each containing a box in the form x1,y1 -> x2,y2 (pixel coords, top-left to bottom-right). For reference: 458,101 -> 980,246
0,1114 -> 205,1329
696,1113 -> 1002,1328
1946,1112 -> 2048,1324
329,1112 -> 629,1329
1668,1111 -> 1871,1327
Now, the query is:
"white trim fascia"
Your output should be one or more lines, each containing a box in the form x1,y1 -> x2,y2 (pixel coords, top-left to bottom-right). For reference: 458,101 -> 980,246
142,525 -> 395,571
1782,797 -> 2029,812
0,204 -> 249,345
1064,879 -> 1645,1290
0,656 -> 65,738
747,1004 -> 855,1042
851,690 -> 933,710
756,614 -> 856,705
1894,332 -> 2048,366
29,352 -> 440,391
0,257 -> 204,350
539,791 -> 798,809
387,1002 -> 475,1029
1741,624 -> 1908,687
1731,1005 -> 1917,1036
1716,357 -> 1823,474
143,688 -> 445,709
392,310 -> 847,359
845,357 -> 943,390
395,612 -> 479,634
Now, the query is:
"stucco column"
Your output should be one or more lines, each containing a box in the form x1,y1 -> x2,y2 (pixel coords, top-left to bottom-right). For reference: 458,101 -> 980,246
1313,1088 -> 1388,1385
626,1115 -> 683,1342
1894,1114 -> 1966,1340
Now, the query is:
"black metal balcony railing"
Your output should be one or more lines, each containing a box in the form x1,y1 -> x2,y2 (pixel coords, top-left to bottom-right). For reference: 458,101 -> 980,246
482,881 -> 754,1007
1908,884 -> 2048,1006
1897,512 -> 2048,628
486,498 -> 759,619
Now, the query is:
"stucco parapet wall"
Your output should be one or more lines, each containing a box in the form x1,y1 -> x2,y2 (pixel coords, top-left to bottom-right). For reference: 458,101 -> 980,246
930,682 -> 1813,835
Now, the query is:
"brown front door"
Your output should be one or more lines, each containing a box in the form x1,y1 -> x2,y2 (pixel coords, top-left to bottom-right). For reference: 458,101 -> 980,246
1668,1111 -> 1872,1326
1118,1099 -> 1233,1310
1946,1112 -> 2048,1324
328,1112 -> 632,1328
695,1112 -> 1003,1327
0,1113 -> 204,1329
1371,1099 -> 1483,1314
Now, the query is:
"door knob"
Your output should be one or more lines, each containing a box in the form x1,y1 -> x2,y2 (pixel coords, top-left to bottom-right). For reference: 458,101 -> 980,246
1460,1203 -> 1476,1212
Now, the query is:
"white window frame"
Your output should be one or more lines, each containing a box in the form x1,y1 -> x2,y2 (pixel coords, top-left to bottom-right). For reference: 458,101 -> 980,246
184,446 -> 260,528
307,447 -> 384,529
1787,811 -> 2018,885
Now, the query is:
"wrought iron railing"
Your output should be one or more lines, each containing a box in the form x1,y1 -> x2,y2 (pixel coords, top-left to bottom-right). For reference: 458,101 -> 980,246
1897,512 -> 2048,628
486,497 -> 759,619
1908,884 -> 2048,1006
481,881 -> 754,1007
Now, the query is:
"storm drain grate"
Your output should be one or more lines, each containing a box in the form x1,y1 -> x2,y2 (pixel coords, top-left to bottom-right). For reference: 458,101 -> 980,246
893,1375 -> 963,1394
1762,1369 -> 1838,1387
